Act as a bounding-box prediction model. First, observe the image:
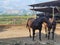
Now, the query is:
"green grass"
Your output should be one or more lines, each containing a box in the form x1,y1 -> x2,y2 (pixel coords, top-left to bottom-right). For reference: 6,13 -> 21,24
0,15 -> 36,25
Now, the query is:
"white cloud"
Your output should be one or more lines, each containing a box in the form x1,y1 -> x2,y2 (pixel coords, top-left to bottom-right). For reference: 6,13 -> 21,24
0,0 -> 10,9
0,0 -> 9,5
0,0 -> 57,14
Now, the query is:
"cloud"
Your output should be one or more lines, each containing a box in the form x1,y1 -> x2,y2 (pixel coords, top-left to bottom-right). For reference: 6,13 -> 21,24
0,0 -> 57,14
1,0 -> 55,10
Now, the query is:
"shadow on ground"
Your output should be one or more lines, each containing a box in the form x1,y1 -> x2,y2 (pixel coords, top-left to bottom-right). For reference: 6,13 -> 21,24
0,25 -> 11,32
0,32 -> 59,45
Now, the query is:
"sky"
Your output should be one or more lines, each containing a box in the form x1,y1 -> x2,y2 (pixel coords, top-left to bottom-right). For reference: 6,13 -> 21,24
0,0 -> 55,14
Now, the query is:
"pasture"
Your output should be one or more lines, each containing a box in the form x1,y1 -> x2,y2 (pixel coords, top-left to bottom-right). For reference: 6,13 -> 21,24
0,15 -> 36,25
0,15 -> 59,45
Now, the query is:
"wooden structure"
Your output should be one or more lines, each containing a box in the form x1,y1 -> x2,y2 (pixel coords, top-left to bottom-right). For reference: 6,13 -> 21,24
29,0 -> 60,19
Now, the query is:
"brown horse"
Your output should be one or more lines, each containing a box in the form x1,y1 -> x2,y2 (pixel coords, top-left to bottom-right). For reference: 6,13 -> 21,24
26,18 -> 35,37
26,18 -> 48,38
42,22 -> 48,37
26,18 -> 48,40
26,17 -> 56,41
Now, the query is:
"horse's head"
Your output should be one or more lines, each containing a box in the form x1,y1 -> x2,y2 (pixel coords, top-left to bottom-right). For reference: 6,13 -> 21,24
40,17 -> 49,23
37,17 -> 49,26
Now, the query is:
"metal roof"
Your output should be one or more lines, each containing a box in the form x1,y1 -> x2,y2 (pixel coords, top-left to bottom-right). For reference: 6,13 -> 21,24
29,1 -> 60,7
30,7 -> 59,13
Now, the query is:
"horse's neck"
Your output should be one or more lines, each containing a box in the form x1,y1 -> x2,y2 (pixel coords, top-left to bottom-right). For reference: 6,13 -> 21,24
49,18 -> 54,23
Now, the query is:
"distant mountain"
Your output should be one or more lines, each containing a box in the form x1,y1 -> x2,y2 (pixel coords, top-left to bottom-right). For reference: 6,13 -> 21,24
19,9 -> 36,15
0,8 -> 36,15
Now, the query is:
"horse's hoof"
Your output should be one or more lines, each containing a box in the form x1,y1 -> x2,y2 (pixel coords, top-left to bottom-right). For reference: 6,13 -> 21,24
39,39 -> 42,41
45,34 -> 47,38
51,39 -> 56,42
15,43 -> 20,45
47,38 -> 50,40
32,38 -> 35,41
45,36 -> 47,38
54,40 -> 56,42
30,36 -> 32,38
45,35 -> 47,38
32,39 -> 35,41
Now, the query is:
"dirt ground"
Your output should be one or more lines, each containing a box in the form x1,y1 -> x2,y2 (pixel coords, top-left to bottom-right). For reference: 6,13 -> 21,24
0,24 -> 60,45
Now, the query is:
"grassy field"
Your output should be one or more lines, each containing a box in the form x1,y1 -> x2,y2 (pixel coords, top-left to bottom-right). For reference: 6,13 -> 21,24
0,15 -> 36,25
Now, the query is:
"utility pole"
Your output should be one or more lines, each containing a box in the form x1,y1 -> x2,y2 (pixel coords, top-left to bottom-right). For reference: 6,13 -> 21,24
52,7 -> 55,19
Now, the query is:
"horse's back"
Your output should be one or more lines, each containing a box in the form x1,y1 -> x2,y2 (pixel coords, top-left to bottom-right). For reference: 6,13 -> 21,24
26,18 -> 35,27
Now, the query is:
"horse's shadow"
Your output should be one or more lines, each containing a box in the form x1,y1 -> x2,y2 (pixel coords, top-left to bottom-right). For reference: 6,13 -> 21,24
0,32 -> 60,45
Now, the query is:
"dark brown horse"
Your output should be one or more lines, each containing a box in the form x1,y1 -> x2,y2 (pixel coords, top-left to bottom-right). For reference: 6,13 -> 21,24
26,17 -> 56,41
26,18 -> 35,37
26,18 -> 47,37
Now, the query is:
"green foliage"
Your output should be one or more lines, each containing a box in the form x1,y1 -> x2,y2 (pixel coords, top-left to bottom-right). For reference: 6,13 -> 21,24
0,15 -> 35,25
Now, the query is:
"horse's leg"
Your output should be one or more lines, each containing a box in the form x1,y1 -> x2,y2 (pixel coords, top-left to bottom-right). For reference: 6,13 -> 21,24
48,28 -> 51,40
52,25 -> 56,40
39,26 -> 42,41
28,27 -> 31,38
39,30 -> 42,41
32,29 -> 35,41
45,26 -> 48,38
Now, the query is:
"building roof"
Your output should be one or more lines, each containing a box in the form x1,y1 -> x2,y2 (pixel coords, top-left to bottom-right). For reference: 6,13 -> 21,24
29,1 -> 60,7
30,7 -> 59,13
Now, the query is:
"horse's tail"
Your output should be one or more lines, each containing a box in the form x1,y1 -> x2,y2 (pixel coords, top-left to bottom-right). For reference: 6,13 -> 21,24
26,21 -> 28,28
26,19 -> 29,28
26,18 -> 31,38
